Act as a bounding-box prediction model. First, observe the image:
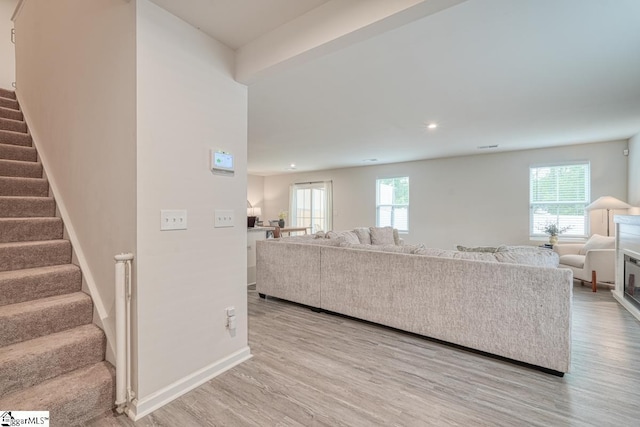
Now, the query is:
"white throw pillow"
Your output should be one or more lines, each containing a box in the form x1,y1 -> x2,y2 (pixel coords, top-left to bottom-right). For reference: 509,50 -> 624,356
579,234 -> 615,255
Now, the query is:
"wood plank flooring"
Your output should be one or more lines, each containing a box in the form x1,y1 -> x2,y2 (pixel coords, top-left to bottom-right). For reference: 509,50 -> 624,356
92,283 -> 640,426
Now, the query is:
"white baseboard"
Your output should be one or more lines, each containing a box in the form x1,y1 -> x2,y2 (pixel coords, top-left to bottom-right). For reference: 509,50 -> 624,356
127,347 -> 252,421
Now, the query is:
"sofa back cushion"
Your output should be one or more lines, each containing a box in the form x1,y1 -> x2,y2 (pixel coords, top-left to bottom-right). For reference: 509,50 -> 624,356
579,234 -> 615,254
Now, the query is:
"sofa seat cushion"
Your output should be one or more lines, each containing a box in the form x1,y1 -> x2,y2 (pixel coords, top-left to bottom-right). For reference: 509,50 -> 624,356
559,254 -> 585,268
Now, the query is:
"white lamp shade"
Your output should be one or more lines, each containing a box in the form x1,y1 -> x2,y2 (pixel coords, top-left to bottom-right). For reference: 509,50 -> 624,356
586,196 -> 631,211
247,207 -> 262,217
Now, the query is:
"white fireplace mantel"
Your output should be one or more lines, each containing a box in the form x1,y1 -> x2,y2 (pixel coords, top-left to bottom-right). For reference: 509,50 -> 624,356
613,215 -> 640,321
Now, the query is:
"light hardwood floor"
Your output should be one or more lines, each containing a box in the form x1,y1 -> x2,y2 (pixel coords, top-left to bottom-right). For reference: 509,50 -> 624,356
93,283 -> 640,426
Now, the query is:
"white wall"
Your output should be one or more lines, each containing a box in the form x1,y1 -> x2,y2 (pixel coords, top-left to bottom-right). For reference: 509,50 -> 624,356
628,133 -> 640,211
134,0 -> 249,415
0,0 -> 17,88
247,174 -> 264,209
263,141 -> 628,248
12,0 -> 137,361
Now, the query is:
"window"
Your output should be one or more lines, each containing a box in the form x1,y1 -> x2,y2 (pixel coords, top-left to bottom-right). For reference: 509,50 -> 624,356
530,163 -> 590,238
289,181 -> 332,233
376,177 -> 409,232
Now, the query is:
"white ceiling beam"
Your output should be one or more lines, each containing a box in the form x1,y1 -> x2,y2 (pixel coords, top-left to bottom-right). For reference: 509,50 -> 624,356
235,0 -> 467,85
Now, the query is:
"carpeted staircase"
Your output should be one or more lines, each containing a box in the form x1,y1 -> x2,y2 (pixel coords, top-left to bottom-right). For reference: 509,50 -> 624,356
0,88 -> 115,426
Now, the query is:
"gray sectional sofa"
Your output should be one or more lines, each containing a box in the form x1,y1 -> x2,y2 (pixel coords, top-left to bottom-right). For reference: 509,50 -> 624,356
256,231 -> 573,375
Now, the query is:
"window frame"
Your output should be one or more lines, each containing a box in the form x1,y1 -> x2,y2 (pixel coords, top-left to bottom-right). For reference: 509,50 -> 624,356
529,161 -> 590,239
376,176 -> 409,232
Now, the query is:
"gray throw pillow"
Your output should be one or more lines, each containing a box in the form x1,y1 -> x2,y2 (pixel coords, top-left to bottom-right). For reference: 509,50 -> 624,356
353,227 -> 372,244
456,245 -> 508,253
370,226 -> 396,245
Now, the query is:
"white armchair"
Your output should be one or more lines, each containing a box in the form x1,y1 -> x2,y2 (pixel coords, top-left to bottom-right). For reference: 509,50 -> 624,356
553,234 -> 615,292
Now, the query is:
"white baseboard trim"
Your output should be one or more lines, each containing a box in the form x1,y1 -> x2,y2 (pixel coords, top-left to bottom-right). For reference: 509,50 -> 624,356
127,346 -> 252,421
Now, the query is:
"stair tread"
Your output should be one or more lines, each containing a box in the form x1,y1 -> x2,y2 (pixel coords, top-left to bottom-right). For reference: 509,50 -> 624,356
0,291 -> 91,318
0,324 -> 105,397
0,264 -> 80,281
0,361 -> 115,426
0,129 -> 32,147
0,117 -> 27,133
0,239 -> 68,249
0,239 -> 71,272
0,216 -> 60,222
0,217 -> 63,243
0,196 -> 56,218
0,142 -> 36,162
0,263 -> 81,307
0,106 -> 23,121
0,175 -> 45,183
0,89 -> 16,100
0,176 -> 49,197
0,158 -> 42,179
0,324 -> 101,361
0,291 -> 92,347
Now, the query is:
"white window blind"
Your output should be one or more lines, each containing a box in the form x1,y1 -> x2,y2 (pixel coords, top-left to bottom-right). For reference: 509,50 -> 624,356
376,177 -> 409,232
530,163 -> 590,238
289,181 -> 333,233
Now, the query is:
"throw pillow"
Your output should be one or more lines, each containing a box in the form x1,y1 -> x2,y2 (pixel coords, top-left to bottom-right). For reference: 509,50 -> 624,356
370,226 -> 395,245
393,228 -> 403,245
354,227 -> 372,245
326,230 -> 360,244
579,234 -> 615,255
314,231 -> 326,239
456,245 -> 508,253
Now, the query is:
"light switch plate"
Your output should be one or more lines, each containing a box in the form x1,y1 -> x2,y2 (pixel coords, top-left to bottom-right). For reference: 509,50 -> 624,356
161,209 -> 187,230
214,209 -> 234,228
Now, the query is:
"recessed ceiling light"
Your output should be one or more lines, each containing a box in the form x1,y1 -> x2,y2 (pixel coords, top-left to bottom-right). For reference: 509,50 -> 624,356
290,163 -> 296,168
427,123 -> 438,130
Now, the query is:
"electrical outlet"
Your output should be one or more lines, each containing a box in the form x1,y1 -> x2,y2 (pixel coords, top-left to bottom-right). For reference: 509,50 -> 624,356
214,210 -> 234,228
160,209 -> 187,231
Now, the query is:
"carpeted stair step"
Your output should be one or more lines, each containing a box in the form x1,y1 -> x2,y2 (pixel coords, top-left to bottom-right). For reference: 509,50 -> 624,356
0,324 -> 105,398
0,176 -> 48,197
0,361 -> 115,427
0,291 -> 93,347
0,264 -> 81,307
0,158 -> 42,178
0,240 -> 71,272
0,96 -> 19,110
0,106 -> 23,121
0,196 -> 55,218
0,88 -> 16,100
0,218 -> 63,243
0,143 -> 37,162
0,117 -> 27,133
0,129 -> 32,147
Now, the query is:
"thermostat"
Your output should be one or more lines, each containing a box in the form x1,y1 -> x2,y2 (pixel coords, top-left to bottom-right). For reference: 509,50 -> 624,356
210,150 -> 234,176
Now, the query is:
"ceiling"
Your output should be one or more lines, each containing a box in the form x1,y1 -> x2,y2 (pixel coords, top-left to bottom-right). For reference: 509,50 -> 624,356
151,0 -> 640,176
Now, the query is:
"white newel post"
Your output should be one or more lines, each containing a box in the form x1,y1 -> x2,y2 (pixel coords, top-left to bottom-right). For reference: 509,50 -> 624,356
114,253 -> 134,413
